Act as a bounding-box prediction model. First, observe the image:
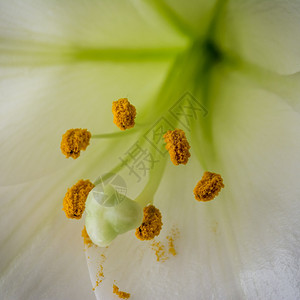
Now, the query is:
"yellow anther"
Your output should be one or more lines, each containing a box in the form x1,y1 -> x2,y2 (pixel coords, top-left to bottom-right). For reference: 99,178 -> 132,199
135,205 -> 163,241
193,171 -> 224,202
63,179 -> 94,219
60,128 -> 91,159
112,98 -> 136,130
163,129 -> 191,165
113,284 -> 131,299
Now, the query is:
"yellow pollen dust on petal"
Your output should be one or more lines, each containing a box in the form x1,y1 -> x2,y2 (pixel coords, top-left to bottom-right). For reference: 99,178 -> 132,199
135,205 -> 163,241
113,284 -> 131,299
167,227 -> 179,256
151,241 -> 168,262
163,129 -> 191,165
193,171 -> 224,202
82,226 -> 94,248
112,98 -> 136,130
150,227 -> 179,262
60,128 -> 91,159
63,179 -> 94,219
92,253 -> 106,291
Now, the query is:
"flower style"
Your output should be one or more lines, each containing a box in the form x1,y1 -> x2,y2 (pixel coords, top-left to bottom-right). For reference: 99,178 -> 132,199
1,1 -> 300,300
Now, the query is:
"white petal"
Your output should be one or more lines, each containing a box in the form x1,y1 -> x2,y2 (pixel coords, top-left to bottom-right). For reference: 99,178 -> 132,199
219,0 -> 300,74
212,69 -> 300,298
0,171 -> 94,300
236,62 -> 300,113
0,0 -> 187,57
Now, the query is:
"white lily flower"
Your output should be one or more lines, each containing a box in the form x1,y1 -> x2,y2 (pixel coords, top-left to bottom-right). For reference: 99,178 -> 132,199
1,1 -> 300,300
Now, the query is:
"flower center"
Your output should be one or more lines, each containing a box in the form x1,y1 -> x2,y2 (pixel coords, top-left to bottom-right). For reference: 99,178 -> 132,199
60,95 -> 225,245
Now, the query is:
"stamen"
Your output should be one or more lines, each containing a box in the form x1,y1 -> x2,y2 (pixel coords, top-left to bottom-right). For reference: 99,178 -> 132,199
193,171 -> 224,202
61,128 -> 91,159
135,205 -> 163,240
113,284 -> 130,299
163,129 -> 191,165
63,179 -> 94,219
112,98 -> 136,130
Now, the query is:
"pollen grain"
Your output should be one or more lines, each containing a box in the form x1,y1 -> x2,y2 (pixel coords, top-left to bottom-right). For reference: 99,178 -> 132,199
164,129 -> 191,165
135,205 -> 163,241
113,284 -> 130,299
193,171 -> 224,202
82,226 -> 93,248
61,128 -> 91,159
112,98 -> 136,130
63,179 -> 94,219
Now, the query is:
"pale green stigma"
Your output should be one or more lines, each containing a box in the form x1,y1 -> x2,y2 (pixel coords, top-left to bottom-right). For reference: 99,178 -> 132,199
85,184 -> 143,247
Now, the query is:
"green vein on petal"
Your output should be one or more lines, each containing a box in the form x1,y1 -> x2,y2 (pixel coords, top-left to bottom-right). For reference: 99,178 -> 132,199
187,0 -> 230,170
205,0 -> 229,38
146,0 -> 195,39
69,46 -> 185,63
0,44 -> 185,67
